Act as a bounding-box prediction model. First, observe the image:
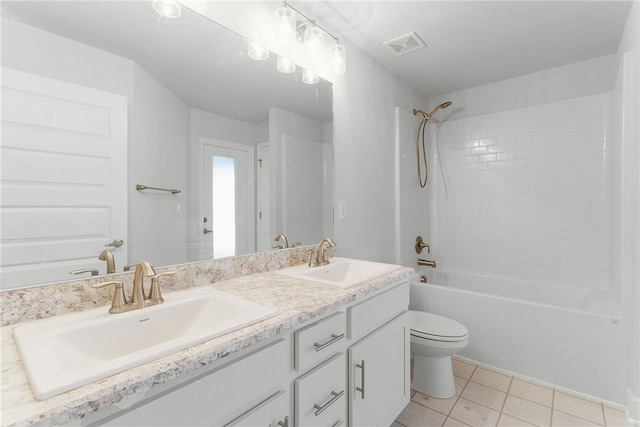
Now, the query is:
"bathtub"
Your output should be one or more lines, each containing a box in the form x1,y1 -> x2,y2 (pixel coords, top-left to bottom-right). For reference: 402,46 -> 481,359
408,269 -> 628,404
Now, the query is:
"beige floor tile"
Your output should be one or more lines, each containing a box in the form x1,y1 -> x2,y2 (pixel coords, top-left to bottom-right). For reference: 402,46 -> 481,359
455,376 -> 469,396
444,417 -> 472,426
413,391 -> 459,415
509,378 -> 553,407
552,409 -> 601,426
603,405 -> 632,427
396,401 -> 447,427
471,367 -> 513,392
452,358 -> 477,380
461,381 -> 507,411
497,413 -> 537,426
503,395 -> 552,426
553,392 -> 604,425
450,397 -> 501,427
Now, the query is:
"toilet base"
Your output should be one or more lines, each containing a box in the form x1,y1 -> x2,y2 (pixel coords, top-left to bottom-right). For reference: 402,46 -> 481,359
412,353 -> 456,398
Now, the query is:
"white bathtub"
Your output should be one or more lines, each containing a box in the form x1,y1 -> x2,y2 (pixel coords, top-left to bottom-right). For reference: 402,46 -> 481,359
409,270 -> 628,404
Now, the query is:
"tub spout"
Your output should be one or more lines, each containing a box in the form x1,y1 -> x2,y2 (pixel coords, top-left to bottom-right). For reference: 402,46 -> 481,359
418,259 -> 437,268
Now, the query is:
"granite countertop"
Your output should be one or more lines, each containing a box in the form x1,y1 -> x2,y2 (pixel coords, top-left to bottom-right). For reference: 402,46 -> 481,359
0,267 -> 413,427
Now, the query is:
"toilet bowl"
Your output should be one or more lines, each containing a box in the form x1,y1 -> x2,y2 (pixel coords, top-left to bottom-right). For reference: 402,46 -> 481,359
410,310 -> 469,398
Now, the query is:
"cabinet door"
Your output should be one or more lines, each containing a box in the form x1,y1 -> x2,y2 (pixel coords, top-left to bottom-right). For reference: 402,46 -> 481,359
349,313 -> 408,427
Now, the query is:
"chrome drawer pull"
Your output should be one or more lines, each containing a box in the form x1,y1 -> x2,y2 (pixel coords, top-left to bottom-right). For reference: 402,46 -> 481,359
314,333 -> 345,351
356,360 -> 365,399
313,390 -> 345,416
277,416 -> 289,427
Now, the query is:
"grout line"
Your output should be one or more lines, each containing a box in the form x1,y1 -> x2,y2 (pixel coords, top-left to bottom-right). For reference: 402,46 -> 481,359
495,375 -> 515,426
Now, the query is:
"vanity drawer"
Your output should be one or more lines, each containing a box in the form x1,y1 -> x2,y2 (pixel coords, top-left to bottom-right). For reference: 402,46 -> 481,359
295,353 -> 346,427
295,311 -> 346,372
348,282 -> 409,341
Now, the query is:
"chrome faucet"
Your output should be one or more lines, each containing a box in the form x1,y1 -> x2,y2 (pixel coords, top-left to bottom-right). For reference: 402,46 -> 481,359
273,233 -> 289,249
317,237 -> 336,265
98,250 -> 116,274
418,259 -> 437,268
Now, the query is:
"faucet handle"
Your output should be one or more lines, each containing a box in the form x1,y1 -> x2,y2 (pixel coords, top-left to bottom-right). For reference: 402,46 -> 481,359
70,268 -> 99,276
91,281 -> 127,314
146,271 -> 175,306
307,248 -> 318,267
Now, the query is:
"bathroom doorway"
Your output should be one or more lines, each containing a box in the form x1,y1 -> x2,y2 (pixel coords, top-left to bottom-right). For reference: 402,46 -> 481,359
201,138 -> 254,259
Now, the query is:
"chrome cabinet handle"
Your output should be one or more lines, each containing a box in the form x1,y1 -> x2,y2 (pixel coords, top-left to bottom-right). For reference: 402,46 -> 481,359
356,360 -> 365,399
105,239 -> 124,248
277,416 -> 289,427
313,390 -> 344,416
314,333 -> 345,351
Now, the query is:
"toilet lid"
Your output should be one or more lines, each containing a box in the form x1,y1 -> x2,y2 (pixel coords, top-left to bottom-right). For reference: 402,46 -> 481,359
410,311 -> 468,341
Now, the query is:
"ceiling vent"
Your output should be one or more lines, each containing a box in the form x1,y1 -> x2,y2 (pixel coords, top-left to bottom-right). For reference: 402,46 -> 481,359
383,32 -> 426,56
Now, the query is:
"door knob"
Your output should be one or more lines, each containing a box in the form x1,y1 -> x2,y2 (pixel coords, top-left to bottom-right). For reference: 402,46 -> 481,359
105,239 -> 124,248
203,228 -> 213,234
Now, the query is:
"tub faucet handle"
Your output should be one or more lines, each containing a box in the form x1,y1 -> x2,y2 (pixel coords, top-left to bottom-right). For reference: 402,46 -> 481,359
415,236 -> 430,254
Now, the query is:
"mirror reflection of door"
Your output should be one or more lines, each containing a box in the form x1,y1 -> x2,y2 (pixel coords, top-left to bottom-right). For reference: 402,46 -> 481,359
201,139 -> 254,259
0,68 -> 128,289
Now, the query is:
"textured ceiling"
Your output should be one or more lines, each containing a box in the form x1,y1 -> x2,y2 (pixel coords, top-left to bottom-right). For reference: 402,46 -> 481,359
294,0 -> 633,99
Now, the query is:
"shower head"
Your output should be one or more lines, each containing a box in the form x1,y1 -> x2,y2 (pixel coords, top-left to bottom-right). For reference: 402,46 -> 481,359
413,101 -> 452,120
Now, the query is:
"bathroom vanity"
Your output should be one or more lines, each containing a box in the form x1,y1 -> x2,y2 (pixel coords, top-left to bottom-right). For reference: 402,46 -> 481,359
0,261 -> 412,427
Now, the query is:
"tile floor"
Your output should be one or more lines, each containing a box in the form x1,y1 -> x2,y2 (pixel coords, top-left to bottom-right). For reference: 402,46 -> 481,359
393,357 -> 632,427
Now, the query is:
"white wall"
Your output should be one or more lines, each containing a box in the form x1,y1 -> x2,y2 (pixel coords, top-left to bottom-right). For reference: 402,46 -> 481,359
268,107 -> 333,246
129,65 -> 191,266
617,0 -> 640,422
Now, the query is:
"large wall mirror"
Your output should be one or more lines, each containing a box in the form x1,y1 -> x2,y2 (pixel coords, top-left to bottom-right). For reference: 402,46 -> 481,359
0,1 -> 333,289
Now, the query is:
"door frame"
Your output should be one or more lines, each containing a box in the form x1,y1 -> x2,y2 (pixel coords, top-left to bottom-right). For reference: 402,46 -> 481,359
197,137 -> 255,259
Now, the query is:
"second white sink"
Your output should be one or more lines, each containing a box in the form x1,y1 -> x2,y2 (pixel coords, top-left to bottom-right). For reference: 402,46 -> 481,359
13,286 -> 277,400
276,257 -> 402,289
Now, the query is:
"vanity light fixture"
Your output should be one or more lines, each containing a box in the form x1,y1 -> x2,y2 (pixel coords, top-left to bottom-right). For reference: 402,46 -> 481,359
274,6 -> 296,40
302,69 -> 319,84
248,41 -> 270,60
330,42 -> 346,75
152,0 -> 181,18
277,56 -> 296,73
304,24 -> 324,58
275,1 -> 346,75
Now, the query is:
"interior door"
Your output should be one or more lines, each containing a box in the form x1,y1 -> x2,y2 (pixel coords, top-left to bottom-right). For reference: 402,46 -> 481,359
201,138 -> 254,259
0,67 -> 128,288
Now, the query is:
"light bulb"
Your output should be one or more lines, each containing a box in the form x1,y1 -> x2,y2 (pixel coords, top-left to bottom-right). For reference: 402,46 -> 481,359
331,42 -> 346,75
275,7 -> 296,40
277,56 -> 296,73
152,0 -> 181,18
304,26 -> 324,59
248,42 -> 269,61
302,69 -> 319,85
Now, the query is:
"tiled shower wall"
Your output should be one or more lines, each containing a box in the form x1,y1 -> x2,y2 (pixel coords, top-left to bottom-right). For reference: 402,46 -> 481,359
428,92 -> 619,291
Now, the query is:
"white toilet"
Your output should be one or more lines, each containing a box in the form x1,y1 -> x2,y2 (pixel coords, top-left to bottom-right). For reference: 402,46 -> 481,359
410,310 -> 469,398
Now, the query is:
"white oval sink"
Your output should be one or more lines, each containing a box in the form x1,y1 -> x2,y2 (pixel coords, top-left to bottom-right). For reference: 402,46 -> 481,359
13,287 -> 277,400
276,257 -> 402,289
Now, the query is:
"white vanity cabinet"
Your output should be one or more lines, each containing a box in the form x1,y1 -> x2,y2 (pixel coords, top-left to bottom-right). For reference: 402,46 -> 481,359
347,283 -> 410,427
78,280 -> 409,427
